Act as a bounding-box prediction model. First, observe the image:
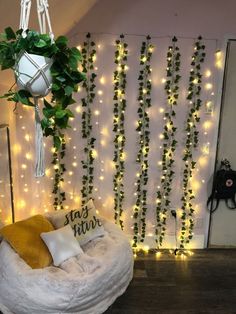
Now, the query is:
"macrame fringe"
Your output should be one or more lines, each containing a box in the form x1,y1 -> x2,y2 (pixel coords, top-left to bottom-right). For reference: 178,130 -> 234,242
34,97 -> 45,177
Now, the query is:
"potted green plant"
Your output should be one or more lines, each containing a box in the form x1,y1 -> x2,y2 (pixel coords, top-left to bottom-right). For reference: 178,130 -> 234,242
0,26 -> 85,149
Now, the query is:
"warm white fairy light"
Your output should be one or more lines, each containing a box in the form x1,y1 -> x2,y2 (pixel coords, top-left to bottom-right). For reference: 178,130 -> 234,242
100,139 -> 106,146
76,105 -> 82,113
92,149 -> 98,159
215,50 -> 223,69
24,134 -> 30,142
205,100 -> 214,114
100,76 -> 106,84
25,153 -> 32,160
205,83 -> 213,90
205,70 -> 211,77
202,142 -> 210,155
203,120 -> 212,130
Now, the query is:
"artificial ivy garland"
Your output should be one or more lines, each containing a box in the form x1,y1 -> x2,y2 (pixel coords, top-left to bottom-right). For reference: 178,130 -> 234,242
52,129 -> 66,210
155,36 -> 181,248
113,34 -> 128,230
179,36 -> 206,249
133,36 -> 154,248
80,33 -> 97,205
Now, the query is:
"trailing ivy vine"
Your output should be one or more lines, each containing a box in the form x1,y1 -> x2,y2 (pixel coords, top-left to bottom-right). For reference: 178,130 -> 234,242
52,127 -> 66,210
155,37 -> 181,248
80,33 -> 97,205
113,34 -> 128,230
179,36 -> 206,249
133,36 -> 154,248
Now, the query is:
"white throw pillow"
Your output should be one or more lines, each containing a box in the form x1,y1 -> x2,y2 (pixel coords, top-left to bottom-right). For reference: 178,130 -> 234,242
40,225 -> 83,266
47,199 -> 105,246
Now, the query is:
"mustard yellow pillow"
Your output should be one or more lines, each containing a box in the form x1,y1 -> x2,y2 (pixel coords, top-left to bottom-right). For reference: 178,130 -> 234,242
0,215 -> 54,269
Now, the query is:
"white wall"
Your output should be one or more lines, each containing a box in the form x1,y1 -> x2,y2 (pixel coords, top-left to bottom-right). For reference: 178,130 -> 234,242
3,0 -> 236,248
68,0 -> 236,42
209,40 -> 236,247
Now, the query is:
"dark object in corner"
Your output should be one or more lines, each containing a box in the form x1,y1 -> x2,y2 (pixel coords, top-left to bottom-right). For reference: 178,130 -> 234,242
207,159 -> 236,213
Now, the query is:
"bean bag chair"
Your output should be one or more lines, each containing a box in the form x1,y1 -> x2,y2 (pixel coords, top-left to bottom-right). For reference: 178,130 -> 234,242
0,218 -> 133,314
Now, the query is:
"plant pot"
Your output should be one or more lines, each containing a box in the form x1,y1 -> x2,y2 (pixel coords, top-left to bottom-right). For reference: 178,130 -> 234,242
14,51 -> 53,97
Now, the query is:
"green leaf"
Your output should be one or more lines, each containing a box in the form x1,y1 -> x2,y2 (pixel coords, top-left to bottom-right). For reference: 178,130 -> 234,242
68,55 -> 78,70
55,109 -> 67,119
65,109 -> 74,118
43,98 -> 53,109
17,90 -> 34,106
65,85 -> 74,96
43,107 -> 55,118
52,83 -> 60,91
53,136 -> 61,150
71,47 -> 82,61
55,36 -> 68,47
5,27 -> 16,40
34,39 -> 47,48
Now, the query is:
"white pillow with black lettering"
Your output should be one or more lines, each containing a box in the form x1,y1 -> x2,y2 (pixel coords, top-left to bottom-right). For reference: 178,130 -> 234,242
48,199 -> 105,246
41,224 -> 83,266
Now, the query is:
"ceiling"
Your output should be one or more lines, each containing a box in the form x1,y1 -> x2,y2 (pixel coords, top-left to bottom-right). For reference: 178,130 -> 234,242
0,0 -> 97,36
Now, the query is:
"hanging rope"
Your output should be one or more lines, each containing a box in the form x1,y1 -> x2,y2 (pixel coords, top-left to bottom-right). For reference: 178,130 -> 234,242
20,0 -> 54,40
18,0 -> 54,177
19,0 -> 32,37
36,0 -> 54,42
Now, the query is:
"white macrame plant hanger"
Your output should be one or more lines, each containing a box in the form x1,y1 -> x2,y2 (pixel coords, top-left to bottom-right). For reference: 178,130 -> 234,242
17,0 -> 54,177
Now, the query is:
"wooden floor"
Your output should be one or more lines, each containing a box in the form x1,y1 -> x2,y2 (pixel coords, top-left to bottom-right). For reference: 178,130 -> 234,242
104,249 -> 236,314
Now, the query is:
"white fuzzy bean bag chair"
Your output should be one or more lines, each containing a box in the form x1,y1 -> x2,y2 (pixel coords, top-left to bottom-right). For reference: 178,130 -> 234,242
0,219 -> 133,314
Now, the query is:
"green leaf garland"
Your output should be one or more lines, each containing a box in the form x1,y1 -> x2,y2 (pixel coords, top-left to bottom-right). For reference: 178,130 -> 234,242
52,128 -> 66,210
133,36 -> 154,248
155,36 -> 181,248
80,33 -> 97,205
179,36 -> 206,249
113,34 -> 128,230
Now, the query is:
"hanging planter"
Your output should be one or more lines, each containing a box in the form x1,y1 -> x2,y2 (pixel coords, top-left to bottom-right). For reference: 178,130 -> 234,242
0,0 -> 85,177
15,50 -> 53,97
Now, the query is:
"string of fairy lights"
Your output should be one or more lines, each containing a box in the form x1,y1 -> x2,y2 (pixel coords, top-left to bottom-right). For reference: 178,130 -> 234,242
0,34 -> 221,258
179,36 -> 206,250
51,132 -> 66,210
80,33 -> 97,205
113,34 -> 128,230
155,36 -> 181,249
133,36 -> 154,248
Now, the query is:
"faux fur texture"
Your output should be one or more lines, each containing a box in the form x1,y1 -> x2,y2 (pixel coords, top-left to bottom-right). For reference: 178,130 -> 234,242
0,219 -> 133,314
